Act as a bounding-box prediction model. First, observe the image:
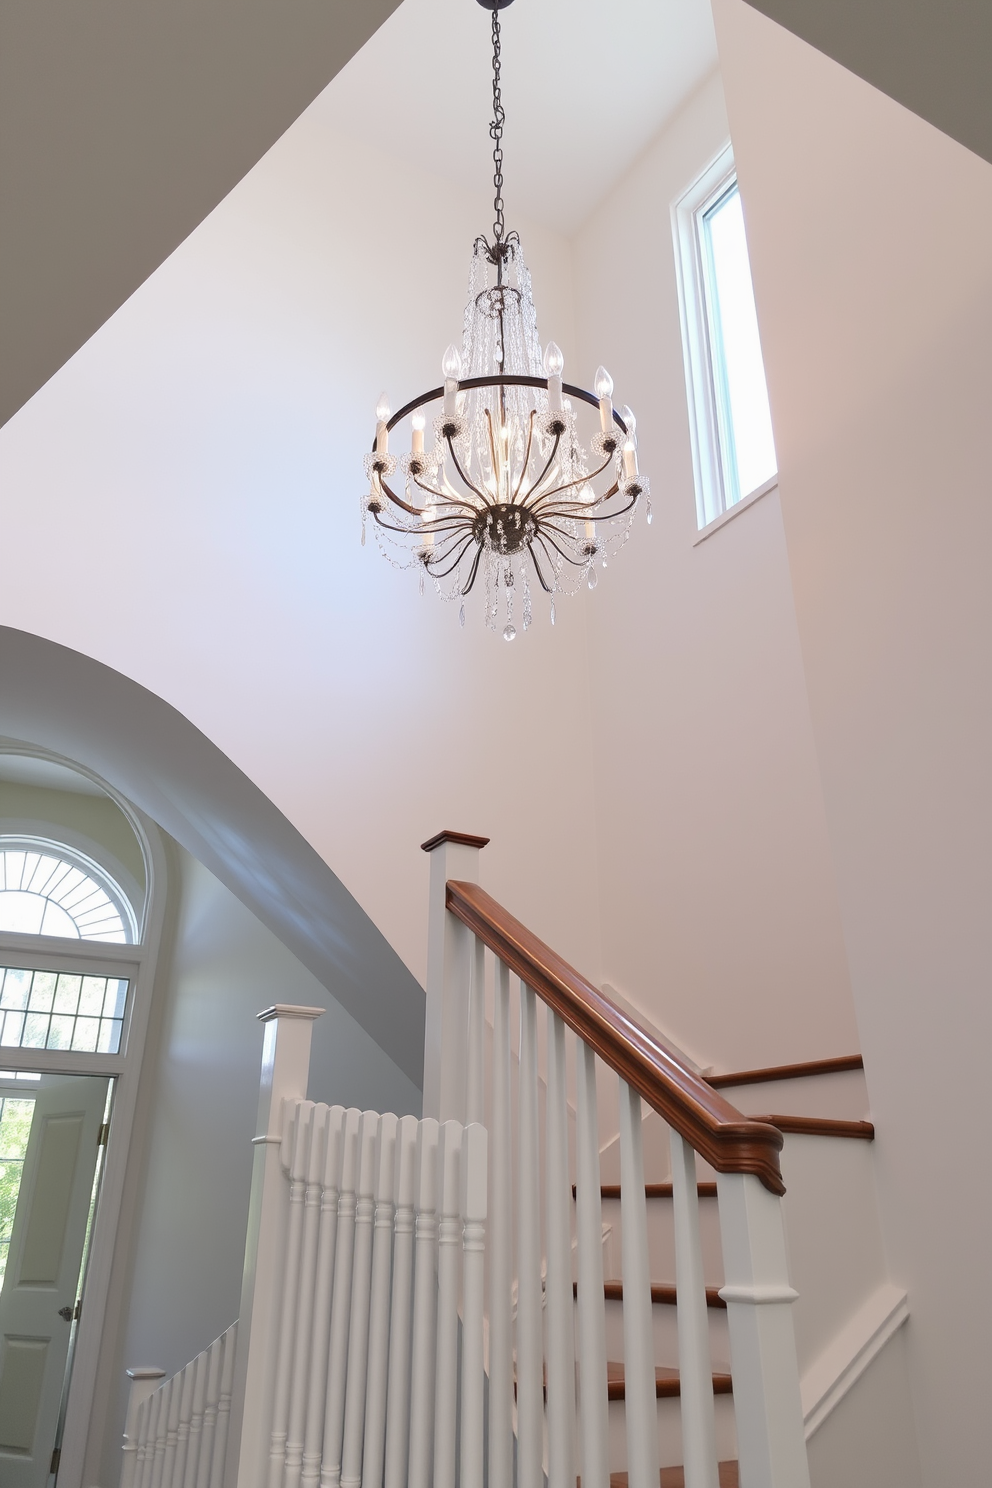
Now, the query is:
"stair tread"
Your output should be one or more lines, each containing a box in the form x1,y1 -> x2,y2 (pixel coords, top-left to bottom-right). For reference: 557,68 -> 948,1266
573,1280 -> 726,1308
707,1053 -> 863,1088
579,1183 -> 719,1200
750,1113 -> 874,1140
609,1465 -> 738,1487
605,1361 -> 733,1401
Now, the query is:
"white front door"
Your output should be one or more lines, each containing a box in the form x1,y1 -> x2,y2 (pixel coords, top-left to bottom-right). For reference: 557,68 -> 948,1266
0,1075 -> 108,1487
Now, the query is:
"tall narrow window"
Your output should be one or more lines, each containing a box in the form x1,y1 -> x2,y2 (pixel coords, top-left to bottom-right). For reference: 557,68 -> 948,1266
674,148 -> 777,529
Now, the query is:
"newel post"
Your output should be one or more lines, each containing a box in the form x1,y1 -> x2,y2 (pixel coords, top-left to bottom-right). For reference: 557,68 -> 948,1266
224,1004 -> 323,1488
421,830 -> 489,1123
120,1367 -> 165,1488
716,1172 -> 811,1488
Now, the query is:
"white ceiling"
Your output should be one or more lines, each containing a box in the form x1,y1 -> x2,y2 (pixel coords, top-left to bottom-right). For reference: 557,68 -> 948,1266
319,0 -> 719,235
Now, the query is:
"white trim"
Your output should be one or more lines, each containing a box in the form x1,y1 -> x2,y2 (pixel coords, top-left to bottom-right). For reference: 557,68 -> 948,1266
692,476 -> 778,546
800,1282 -> 909,1440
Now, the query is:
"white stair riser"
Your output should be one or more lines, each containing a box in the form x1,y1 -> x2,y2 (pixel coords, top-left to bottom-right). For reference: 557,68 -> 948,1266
598,1195 -> 726,1287
603,1391 -> 738,1472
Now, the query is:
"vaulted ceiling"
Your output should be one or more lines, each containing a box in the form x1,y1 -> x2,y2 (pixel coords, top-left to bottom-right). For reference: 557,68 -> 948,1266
2,0 -> 987,434
0,0 -> 402,429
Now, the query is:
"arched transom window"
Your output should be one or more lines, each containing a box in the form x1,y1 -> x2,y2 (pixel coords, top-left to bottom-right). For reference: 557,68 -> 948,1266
0,840 -> 135,944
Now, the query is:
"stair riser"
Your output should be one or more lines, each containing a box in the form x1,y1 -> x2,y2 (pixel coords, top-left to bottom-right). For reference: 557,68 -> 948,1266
598,1196 -> 726,1287
605,1392 -> 737,1471
579,1297 -> 732,1371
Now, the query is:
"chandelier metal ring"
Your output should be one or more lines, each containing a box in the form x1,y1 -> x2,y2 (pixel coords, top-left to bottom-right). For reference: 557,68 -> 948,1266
373,376 -> 631,443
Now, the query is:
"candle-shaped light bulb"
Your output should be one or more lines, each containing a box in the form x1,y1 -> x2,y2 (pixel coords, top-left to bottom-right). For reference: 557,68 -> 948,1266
620,405 -> 636,443
412,410 -> 425,454
422,504 -> 436,549
375,391 -> 391,453
544,340 -> 564,412
595,366 -> 614,434
623,439 -> 638,479
442,345 -> 462,416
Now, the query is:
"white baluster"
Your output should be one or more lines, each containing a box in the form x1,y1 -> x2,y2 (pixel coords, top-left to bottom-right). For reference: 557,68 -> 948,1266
545,1009 -> 576,1488
341,1112 -> 381,1488
466,936 -> 486,1127
211,1322 -> 238,1488
516,983 -> 544,1488
716,1172 -> 810,1488
162,1371 -> 181,1486
321,1108 -> 362,1488
123,1368 -> 166,1488
183,1351 -> 206,1488
488,958 -> 513,1488
619,1079 -> 660,1488
302,1107 -> 346,1488
270,1101 -> 315,1485
434,1120 -> 463,1488
226,1005 -> 324,1488
133,1399 -> 150,1488
173,1358 -> 196,1487
670,1131 -> 720,1488
575,1042 -> 609,1488
197,1337 -> 222,1488
141,1387 -> 162,1488
150,1377 -> 171,1488
407,1118 -> 440,1488
422,830 -> 488,1122
286,1104 -> 329,1488
362,1113 -> 398,1488
383,1115 -> 419,1488
459,1123 -> 487,1488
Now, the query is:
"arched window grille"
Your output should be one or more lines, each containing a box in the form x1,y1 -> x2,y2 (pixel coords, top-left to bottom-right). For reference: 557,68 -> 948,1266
0,838 -> 136,944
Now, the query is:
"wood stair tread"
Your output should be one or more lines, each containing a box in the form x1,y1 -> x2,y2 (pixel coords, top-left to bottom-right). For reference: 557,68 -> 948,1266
605,1361 -> 733,1401
706,1053 -> 863,1088
577,1183 -> 719,1200
573,1280 -> 726,1308
608,1464 -> 738,1487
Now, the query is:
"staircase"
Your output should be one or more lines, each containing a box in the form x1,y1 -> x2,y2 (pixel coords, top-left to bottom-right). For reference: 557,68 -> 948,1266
122,831 -> 895,1488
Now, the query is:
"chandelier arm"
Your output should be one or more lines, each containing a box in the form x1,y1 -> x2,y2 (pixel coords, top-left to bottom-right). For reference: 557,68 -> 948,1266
445,436 -> 491,505
537,488 -> 638,527
411,476 -> 481,513
427,534 -> 479,579
525,454 -> 616,511
510,411 -> 537,503
518,430 -> 563,506
538,528 -> 594,569
526,542 -> 554,593
484,408 -> 501,490
376,478 -> 431,518
461,543 -> 486,596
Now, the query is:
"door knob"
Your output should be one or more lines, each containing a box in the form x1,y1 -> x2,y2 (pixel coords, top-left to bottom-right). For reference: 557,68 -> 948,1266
58,1305 -> 74,1322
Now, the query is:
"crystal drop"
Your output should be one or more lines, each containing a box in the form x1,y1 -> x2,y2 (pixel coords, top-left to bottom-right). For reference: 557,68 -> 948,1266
459,602 -> 466,628
587,567 -> 598,591
646,501 -> 653,525
601,556 -> 608,569
503,623 -> 516,642
550,601 -> 556,626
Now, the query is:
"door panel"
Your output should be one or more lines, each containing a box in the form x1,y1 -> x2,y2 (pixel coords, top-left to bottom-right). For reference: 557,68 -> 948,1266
0,1076 -> 108,1487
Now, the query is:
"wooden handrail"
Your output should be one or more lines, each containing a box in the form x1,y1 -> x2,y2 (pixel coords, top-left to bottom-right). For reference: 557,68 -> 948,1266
446,881 -> 785,1195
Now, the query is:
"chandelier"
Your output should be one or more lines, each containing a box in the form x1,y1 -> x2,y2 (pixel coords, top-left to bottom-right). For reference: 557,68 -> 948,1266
363,0 -> 650,640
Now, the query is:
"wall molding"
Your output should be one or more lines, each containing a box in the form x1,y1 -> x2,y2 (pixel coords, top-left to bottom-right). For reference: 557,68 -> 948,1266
801,1281 -> 909,1439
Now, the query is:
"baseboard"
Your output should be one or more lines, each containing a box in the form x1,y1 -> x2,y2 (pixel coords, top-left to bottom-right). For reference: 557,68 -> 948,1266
801,1281 -> 909,1439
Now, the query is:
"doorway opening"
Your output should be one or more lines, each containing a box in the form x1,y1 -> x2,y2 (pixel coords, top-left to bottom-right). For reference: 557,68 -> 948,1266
0,1071 -> 114,1485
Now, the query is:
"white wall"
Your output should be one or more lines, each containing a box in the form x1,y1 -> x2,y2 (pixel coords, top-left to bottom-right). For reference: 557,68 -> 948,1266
712,2 -> 992,1481
571,70 -> 858,1071
97,841 -> 420,1486
0,85 -> 604,994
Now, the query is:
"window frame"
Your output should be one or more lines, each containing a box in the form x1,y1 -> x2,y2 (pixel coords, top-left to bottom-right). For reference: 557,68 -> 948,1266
672,144 -> 777,531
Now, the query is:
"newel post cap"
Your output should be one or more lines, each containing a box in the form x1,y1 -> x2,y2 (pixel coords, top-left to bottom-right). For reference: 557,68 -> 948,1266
421,830 -> 490,853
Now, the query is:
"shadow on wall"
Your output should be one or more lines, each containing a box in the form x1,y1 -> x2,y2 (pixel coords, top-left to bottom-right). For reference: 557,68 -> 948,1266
0,624 -> 425,1086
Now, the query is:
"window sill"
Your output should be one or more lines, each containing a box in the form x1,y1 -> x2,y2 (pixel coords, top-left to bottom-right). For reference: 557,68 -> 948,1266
693,475 -> 778,546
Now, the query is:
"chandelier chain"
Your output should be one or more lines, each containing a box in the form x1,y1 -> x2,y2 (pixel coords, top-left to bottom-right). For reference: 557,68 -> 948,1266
490,0 -> 505,246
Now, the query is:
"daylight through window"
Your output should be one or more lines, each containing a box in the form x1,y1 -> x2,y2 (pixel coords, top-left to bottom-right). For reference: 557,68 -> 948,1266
0,842 -> 133,943
674,151 -> 777,528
